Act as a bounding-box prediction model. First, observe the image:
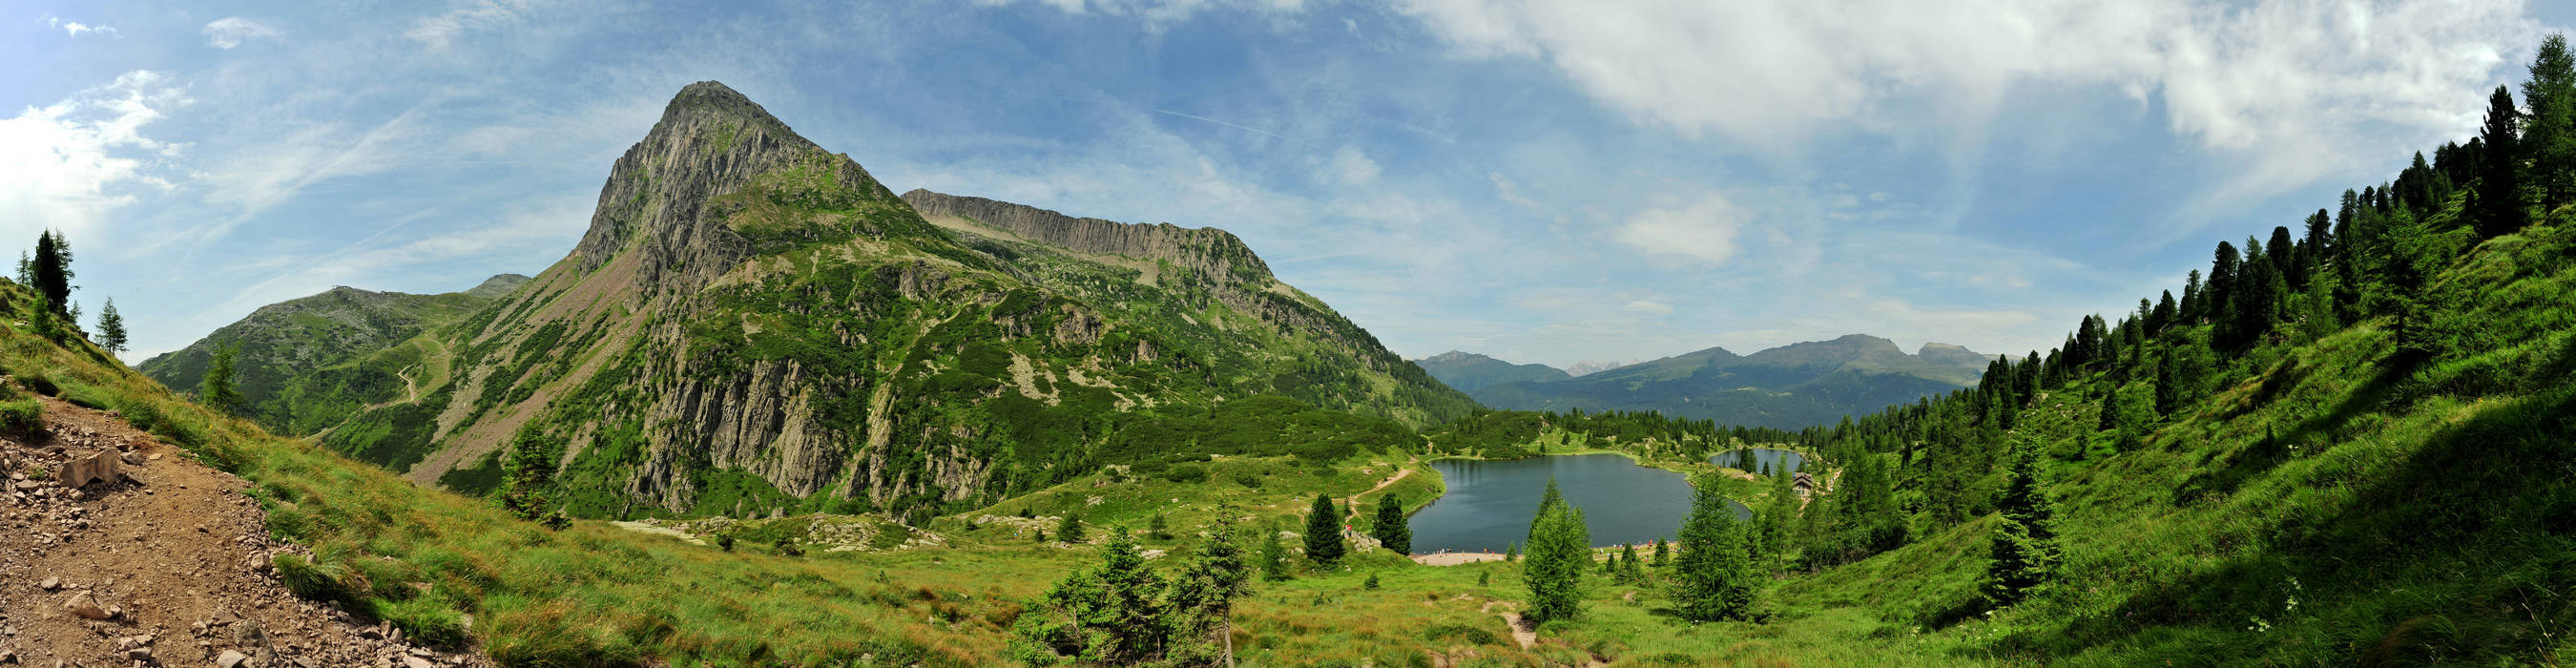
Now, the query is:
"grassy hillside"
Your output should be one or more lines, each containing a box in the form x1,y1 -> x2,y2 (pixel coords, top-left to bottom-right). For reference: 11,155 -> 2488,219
135,275 -> 527,435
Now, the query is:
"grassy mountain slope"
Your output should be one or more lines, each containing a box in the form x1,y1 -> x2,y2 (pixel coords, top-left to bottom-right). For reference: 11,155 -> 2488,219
287,82 -> 1470,522
1471,334 -> 1995,429
1412,350 -> 1572,391
135,274 -> 528,434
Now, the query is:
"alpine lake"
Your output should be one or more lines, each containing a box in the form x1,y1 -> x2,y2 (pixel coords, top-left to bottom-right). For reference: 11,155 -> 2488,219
1406,453 -> 1755,554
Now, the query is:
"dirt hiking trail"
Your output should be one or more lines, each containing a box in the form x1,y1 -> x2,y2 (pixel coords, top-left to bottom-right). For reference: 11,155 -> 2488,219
0,393 -> 491,668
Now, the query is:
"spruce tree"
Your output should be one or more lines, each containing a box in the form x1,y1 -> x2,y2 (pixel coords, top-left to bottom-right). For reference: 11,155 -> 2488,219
1984,443 -> 2060,607
1017,527 -> 1169,664
2527,33 -> 2576,212
1303,493 -> 1346,566
1257,525 -> 1291,581
1672,472 -> 1755,620
202,343 -> 242,414
1651,538 -> 1669,568
2154,350 -> 2181,417
1370,496 -> 1411,554
2476,85 -> 2527,239
31,231 -> 72,315
1756,469 -> 1799,573
1059,510 -> 1087,544
94,298 -> 126,355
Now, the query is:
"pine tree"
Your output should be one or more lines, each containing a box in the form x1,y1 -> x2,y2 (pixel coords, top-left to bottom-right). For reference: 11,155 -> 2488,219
1370,496 -> 1411,554
1521,479 -> 1589,623
1618,543 -> 1643,582
1984,442 -> 2060,608
202,343 -> 242,414
2476,85 -> 2528,239
1672,472 -> 1755,620
1651,538 -> 1669,568
1059,510 -> 1087,544
94,298 -> 126,355
1303,493 -> 1346,566
31,231 -> 73,316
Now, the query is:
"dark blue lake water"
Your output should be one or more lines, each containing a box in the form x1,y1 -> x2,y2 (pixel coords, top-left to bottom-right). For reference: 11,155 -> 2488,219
1407,453 -> 1749,554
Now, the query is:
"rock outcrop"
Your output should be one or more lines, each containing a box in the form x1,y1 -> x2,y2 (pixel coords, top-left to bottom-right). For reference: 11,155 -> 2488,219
901,189 -> 1272,282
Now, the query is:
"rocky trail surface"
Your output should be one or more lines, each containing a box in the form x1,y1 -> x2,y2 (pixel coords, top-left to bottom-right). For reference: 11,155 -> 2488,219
0,394 -> 490,668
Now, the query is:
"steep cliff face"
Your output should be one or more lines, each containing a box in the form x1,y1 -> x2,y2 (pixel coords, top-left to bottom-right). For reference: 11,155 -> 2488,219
278,82 -> 1472,521
901,189 -> 1270,282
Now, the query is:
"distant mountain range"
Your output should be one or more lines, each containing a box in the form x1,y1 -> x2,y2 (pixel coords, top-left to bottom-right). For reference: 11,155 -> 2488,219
1417,334 -> 1999,429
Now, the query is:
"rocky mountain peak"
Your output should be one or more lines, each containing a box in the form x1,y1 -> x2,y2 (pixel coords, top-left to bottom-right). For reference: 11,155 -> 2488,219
571,81 -> 902,298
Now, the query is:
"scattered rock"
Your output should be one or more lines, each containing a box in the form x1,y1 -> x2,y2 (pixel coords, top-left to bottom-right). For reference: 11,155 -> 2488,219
215,649 -> 249,668
61,591 -> 109,619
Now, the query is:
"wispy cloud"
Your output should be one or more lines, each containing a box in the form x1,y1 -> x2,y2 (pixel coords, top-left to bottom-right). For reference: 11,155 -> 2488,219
202,18 -> 283,50
0,72 -> 189,240
406,0 -> 544,48
47,16 -> 119,37
1614,194 -> 1748,266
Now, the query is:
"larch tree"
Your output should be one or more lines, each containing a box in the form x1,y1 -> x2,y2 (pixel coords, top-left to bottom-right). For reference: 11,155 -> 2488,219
1522,478 -> 1590,623
1672,471 -> 1756,621
95,298 -> 127,355
1165,514 -> 1255,667
2526,33 -> 2576,212
202,343 -> 243,414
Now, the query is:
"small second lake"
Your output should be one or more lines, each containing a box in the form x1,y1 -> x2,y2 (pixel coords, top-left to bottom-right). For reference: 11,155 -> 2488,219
1407,453 -> 1751,554
1710,448 -> 1805,475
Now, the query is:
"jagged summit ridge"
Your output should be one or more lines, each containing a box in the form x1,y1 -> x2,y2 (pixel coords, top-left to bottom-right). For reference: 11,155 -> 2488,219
571,81 -> 901,294
901,189 -> 1274,283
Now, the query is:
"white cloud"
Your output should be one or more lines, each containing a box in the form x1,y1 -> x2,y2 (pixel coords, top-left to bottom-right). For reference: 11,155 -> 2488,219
407,0 -> 544,48
972,0 -> 1310,28
202,18 -> 283,50
1614,193 -> 1748,265
1623,299 -> 1673,315
1325,145 -> 1381,185
0,72 -> 190,240
1394,0 -> 2540,196
48,17 -> 118,37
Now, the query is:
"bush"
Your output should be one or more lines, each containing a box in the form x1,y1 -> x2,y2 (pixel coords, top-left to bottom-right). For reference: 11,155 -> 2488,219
0,398 -> 41,435
273,553 -> 368,608
17,372 -> 57,397
371,596 -> 468,648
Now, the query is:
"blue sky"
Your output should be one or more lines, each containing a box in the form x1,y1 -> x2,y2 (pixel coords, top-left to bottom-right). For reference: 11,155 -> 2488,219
6,0 -> 2570,367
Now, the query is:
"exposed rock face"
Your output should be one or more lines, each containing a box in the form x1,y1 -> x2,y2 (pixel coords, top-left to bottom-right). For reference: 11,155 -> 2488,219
901,189 -> 1271,282
573,81 -> 903,303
